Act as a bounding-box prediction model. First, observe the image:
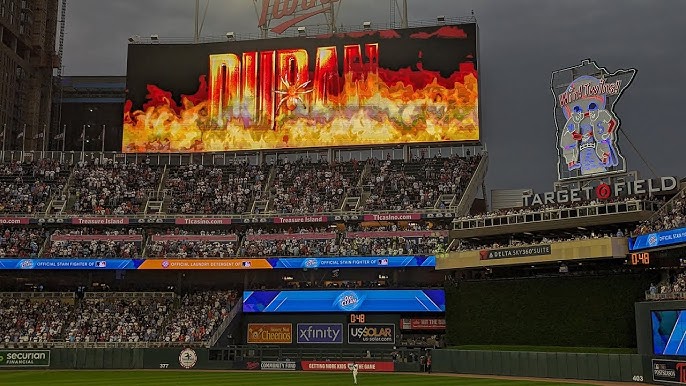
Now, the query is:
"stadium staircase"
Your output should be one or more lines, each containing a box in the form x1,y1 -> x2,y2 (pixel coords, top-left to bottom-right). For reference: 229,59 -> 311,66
209,296 -> 243,347
144,165 -> 167,215
340,160 -> 370,212
251,164 -> 275,214
45,165 -> 74,215
454,151 -> 489,217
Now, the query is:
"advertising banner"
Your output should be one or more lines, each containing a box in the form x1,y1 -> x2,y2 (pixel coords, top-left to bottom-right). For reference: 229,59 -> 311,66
348,324 -> 395,344
260,361 -> 298,371
270,256 -> 436,269
124,24 -> 479,153
301,361 -> 394,372
243,289 -> 445,313
70,217 -> 130,225
362,214 -> 423,222
630,227 -> 686,251
0,218 -> 30,225
652,359 -> 686,384
246,323 -> 292,344
174,218 -> 232,225
479,245 -> 552,260
137,259 -> 273,270
0,350 -> 50,367
296,323 -> 343,344
0,259 -> 138,270
0,256 -> 436,270
400,318 -> 446,330
150,234 -> 238,242
272,216 -> 329,224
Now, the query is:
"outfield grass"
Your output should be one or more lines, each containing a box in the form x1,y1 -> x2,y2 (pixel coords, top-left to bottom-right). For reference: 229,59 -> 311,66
0,371 -> 595,386
449,345 -> 637,354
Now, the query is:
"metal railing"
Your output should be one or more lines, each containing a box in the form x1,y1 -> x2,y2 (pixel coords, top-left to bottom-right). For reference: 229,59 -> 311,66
645,291 -> 686,301
128,16 -> 478,45
0,291 -> 75,299
0,341 -> 209,349
453,199 -> 660,230
208,297 -> 242,347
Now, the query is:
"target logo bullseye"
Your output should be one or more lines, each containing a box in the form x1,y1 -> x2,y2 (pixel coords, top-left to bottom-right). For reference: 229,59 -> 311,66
595,183 -> 612,200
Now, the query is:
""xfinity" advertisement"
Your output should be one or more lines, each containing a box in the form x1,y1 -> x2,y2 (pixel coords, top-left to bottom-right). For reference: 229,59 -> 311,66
296,324 -> 343,344
348,324 -> 396,344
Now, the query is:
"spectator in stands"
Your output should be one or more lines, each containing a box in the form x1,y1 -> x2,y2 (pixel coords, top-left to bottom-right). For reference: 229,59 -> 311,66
0,298 -> 73,343
635,190 -> 686,235
0,159 -> 67,214
44,228 -> 143,259
162,291 -> 233,343
363,154 -> 479,211
269,158 -> 358,214
0,228 -> 44,258
166,162 -> 265,215
70,158 -> 160,215
0,290 -> 239,345
147,229 -> 237,258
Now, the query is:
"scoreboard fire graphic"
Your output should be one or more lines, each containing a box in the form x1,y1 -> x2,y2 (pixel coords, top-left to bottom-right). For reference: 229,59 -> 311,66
122,24 -> 480,153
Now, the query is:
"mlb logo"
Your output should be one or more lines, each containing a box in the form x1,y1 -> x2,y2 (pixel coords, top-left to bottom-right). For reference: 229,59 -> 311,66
242,261 -> 252,267
378,259 -> 388,266
96,261 -> 107,268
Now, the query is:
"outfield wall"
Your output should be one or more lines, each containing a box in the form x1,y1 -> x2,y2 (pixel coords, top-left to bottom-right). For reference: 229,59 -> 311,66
0,347 -> 414,372
432,349 -> 647,383
445,273 -> 657,348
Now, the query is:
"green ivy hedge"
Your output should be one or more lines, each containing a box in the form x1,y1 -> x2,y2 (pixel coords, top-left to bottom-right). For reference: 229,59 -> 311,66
445,273 -> 658,348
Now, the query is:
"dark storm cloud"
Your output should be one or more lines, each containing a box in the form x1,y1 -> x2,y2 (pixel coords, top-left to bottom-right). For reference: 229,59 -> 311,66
63,0 -> 685,194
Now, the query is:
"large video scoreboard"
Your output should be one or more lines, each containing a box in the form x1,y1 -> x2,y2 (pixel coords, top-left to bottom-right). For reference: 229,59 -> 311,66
124,24 -> 480,153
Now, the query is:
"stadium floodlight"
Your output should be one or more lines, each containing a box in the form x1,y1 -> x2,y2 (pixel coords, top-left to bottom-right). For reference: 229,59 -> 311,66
437,15 -> 446,24
226,32 -> 235,41
150,34 -> 159,42
363,21 -> 371,30
128,35 -> 140,43
297,26 -> 306,36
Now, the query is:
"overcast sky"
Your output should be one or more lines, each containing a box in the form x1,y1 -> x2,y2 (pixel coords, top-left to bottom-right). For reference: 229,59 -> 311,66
62,0 -> 685,193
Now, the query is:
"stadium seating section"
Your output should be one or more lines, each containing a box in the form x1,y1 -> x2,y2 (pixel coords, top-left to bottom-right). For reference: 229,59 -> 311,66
0,291 -> 238,344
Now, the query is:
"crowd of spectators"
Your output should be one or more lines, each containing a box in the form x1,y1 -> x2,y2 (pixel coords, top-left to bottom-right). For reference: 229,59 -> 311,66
146,229 -> 237,259
66,297 -> 172,343
162,291 -> 236,343
363,155 -> 479,211
0,228 -> 45,257
269,158 -> 357,214
70,158 -> 161,215
399,334 -> 443,349
635,189 -> 686,235
0,222 -> 456,258
43,227 -> 143,259
0,298 -> 74,343
0,291 -> 239,344
241,237 -> 338,257
648,272 -> 686,298
166,162 -> 265,215
457,195 -> 653,223
339,236 -> 446,256
0,159 -> 67,214
450,231 -> 623,252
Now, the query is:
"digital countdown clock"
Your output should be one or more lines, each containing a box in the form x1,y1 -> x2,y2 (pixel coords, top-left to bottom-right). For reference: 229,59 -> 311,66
349,313 -> 366,323
630,252 -> 650,266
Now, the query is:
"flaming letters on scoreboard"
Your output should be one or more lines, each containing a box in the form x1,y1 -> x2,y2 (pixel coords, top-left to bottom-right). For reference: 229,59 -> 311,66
208,43 -> 378,131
